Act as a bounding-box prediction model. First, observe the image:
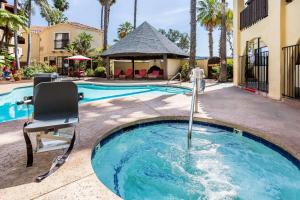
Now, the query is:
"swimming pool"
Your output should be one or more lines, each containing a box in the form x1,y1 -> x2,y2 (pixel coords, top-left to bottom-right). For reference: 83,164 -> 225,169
0,84 -> 190,123
92,121 -> 300,200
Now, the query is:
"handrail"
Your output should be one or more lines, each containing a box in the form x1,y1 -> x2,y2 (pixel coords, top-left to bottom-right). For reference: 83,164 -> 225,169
167,73 -> 182,85
187,79 -> 198,148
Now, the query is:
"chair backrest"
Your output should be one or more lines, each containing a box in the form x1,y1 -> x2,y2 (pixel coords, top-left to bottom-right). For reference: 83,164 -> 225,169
152,70 -> 159,76
115,69 -> 121,76
126,68 -> 132,76
140,69 -> 147,76
33,82 -> 78,120
33,73 -> 59,88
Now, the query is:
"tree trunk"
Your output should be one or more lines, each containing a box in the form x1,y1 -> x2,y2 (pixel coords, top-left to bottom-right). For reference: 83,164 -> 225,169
208,26 -> 213,58
189,0 -> 197,69
14,0 -> 20,69
134,0 -> 137,29
227,31 -> 233,58
101,6 -> 104,30
218,0 -> 227,82
0,30 -> 6,50
104,0 -> 109,79
26,0 -> 32,66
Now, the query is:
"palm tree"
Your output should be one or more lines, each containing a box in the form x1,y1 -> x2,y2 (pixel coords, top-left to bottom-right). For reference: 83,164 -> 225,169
21,0 -> 49,66
134,0 -> 137,29
218,0 -> 227,82
66,32 -> 93,56
197,0 -> 219,58
14,0 -> 20,70
117,21 -> 133,39
225,9 -> 233,58
0,9 -> 28,50
189,0 -> 197,69
99,0 -> 105,29
53,0 -> 69,12
40,3 -> 68,26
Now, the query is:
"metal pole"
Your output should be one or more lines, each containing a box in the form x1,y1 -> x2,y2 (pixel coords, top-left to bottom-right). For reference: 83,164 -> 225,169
195,78 -> 199,113
187,79 -> 197,149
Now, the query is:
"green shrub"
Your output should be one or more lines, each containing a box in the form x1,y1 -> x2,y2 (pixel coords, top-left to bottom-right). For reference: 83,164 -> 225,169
23,65 -> 43,78
227,64 -> 233,79
23,63 -> 57,78
86,68 -> 95,77
178,62 -> 191,81
94,66 -> 106,78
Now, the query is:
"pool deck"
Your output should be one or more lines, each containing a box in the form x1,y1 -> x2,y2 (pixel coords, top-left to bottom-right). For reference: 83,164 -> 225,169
0,80 -> 300,200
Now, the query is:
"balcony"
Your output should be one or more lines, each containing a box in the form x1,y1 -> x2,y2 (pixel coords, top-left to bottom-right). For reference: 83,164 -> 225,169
240,0 -> 268,30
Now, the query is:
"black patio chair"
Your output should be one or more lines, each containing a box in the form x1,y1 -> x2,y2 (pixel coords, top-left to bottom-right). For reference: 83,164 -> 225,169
21,81 -> 83,182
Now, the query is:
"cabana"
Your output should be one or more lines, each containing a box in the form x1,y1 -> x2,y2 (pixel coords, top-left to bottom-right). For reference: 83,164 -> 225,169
101,22 -> 189,80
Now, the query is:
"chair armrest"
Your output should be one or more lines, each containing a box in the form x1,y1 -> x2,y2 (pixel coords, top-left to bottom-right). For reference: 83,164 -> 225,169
17,96 -> 33,105
78,93 -> 84,101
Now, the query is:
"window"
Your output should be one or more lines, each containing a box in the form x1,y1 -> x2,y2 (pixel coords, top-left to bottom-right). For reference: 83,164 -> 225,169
54,33 -> 69,50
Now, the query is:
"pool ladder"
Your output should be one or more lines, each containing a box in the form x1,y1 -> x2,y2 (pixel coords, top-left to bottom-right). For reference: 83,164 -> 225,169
187,77 -> 200,148
166,73 -> 182,85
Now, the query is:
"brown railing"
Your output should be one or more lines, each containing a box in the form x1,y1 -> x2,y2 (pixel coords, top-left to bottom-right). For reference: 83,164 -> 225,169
240,0 -> 268,30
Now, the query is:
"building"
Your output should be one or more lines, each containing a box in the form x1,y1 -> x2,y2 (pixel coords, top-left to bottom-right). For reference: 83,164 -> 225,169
19,22 -> 104,74
233,0 -> 300,100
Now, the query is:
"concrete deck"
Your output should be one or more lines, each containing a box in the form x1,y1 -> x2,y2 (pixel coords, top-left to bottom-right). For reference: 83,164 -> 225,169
0,80 -> 299,200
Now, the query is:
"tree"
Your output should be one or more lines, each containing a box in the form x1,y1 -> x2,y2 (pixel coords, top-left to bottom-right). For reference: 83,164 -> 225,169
133,0 -> 137,29
65,32 -> 94,56
99,0 -> 115,30
53,0 -> 69,12
218,0 -> 227,82
158,29 -> 190,52
40,3 -> 68,26
117,21 -> 133,40
189,0 -> 197,69
14,0 -> 21,70
0,9 -> 28,51
197,0 -> 219,58
225,9 -> 233,58
20,0 -> 49,66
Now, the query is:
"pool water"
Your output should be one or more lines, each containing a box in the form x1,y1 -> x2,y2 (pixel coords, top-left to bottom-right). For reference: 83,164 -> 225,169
92,122 -> 300,200
0,84 -> 190,123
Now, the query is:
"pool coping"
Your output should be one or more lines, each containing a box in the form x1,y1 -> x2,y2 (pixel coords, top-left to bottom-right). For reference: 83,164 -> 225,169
90,116 -> 300,173
0,81 -> 190,96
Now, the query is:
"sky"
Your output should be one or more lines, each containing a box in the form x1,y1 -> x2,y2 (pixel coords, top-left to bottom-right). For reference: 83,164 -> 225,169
8,0 -> 233,57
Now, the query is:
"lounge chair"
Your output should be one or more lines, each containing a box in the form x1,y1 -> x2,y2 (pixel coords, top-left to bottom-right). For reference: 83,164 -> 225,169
114,69 -> 121,78
124,68 -> 133,78
135,69 -> 147,79
20,81 -> 83,182
148,70 -> 160,79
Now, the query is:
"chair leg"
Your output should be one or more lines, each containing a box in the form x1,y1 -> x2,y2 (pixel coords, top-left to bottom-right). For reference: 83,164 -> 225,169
23,123 -> 33,167
36,128 -> 76,182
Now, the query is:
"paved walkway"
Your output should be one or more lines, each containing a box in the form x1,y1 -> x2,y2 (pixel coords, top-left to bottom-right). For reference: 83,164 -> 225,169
0,80 -> 299,200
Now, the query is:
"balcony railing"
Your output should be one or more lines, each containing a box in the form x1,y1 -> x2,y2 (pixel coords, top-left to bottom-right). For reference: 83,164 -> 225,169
54,39 -> 69,50
240,0 -> 268,30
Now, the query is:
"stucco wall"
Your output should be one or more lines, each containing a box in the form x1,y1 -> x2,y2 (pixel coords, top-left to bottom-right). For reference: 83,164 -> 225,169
180,59 -> 209,76
19,32 -> 40,63
233,0 -> 300,100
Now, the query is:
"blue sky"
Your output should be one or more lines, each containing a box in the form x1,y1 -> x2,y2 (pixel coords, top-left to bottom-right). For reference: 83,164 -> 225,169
8,0 -> 233,56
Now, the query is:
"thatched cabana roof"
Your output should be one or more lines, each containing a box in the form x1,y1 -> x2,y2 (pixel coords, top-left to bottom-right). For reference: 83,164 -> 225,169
102,22 -> 189,60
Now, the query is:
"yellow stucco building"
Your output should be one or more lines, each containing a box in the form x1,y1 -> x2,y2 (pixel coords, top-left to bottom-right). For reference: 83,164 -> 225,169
19,22 -> 103,73
233,0 -> 300,100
